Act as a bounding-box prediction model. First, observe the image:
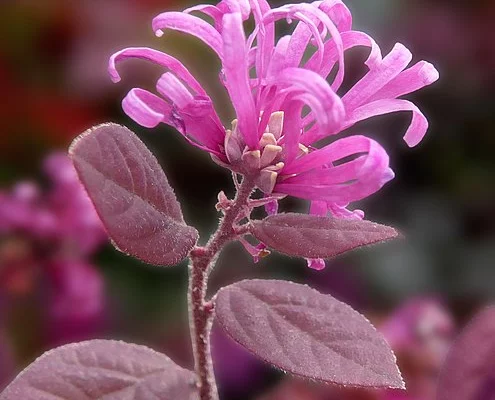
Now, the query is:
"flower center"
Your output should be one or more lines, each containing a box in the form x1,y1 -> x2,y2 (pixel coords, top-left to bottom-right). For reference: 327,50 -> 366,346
225,112 -> 291,193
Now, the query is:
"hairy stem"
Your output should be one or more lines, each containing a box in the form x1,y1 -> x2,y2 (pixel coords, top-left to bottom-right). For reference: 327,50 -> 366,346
188,176 -> 256,400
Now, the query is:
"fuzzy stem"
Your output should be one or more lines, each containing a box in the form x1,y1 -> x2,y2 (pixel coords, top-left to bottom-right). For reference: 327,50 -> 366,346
188,176 -> 256,400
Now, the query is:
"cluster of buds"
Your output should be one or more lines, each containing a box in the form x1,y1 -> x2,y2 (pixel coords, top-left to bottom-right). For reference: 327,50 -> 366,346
215,112 -> 286,194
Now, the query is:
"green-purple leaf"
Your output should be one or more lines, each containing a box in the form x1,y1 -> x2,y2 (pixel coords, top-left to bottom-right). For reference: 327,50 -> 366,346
214,279 -> 404,389
251,213 -> 400,259
69,123 -> 198,266
437,307 -> 495,400
0,340 -> 198,400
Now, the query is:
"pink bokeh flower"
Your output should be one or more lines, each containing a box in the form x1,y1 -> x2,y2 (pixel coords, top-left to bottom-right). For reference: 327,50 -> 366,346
0,153 -> 107,346
109,0 -> 438,267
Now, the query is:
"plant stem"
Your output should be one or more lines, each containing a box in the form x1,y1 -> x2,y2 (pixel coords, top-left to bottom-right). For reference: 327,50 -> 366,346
188,176 -> 256,400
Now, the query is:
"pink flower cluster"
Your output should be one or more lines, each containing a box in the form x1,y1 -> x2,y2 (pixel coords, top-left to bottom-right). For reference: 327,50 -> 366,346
109,0 -> 438,268
381,299 -> 454,400
0,154 -> 106,345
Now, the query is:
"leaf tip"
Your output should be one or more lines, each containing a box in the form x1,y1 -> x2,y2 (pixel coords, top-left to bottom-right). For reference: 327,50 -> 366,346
69,122 -> 122,156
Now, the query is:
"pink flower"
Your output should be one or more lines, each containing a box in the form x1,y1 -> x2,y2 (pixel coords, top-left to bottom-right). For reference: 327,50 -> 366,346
380,298 -> 454,400
110,0 -> 437,205
43,153 -> 107,255
0,153 -> 107,345
381,298 -> 454,359
0,153 -> 106,253
109,0 -> 438,268
44,260 -> 105,347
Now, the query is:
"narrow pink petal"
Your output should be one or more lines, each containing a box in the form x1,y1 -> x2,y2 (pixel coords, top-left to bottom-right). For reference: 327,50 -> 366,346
342,43 -> 412,111
283,156 -> 373,185
152,12 -> 224,60
275,178 -> 378,203
249,0 -> 272,17
122,88 -> 170,128
311,193 -> 366,222
310,200 -> 328,216
283,135 -> 374,175
179,97 -> 227,152
266,35 -> 291,77
283,136 -> 386,186
298,13 -> 327,71
265,3 -> 345,88
319,0 -> 352,32
300,31 -> 383,143
220,0 -> 251,19
247,46 -> 258,71
222,12 -> 258,149
123,88 -> 225,156
338,167 -> 394,203
343,99 -> 429,147
368,61 -> 440,102
185,0 -> 251,30
327,203 -> 365,220
280,101 -> 304,164
280,0 -> 352,75
183,4 -> 224,31
109,47 -> 207,95
275,138 -> 394,203
283,22 -> 313,69
305,30 -> 382,78
275,67 -> 345,137
155,72 -> 226,151
184,4 -> 220,15
249,0 -> 275,80
156,72 -> 194,108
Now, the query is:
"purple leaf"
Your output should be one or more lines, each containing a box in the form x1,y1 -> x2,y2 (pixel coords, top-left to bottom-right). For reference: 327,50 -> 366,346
69,123 -> 198,266
437,307 -> 495,400
214,279 -> 404,389
0,340 -> 198,400
250,213 -> 400,259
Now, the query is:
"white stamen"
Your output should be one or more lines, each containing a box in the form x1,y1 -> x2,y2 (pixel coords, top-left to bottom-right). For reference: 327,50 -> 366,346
256,169 -> 278,193
267,111 -> 284,139
241,150 -> 261,170
260,132 -> 277,147
298,143 -> 309,156
260,144 -> 283,168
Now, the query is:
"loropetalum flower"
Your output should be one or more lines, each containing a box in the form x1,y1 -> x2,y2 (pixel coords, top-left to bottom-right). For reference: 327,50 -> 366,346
258,299 -> 454,400
109,0 -> 438,269
0,153 -> 106,346
381,298 -> 454,400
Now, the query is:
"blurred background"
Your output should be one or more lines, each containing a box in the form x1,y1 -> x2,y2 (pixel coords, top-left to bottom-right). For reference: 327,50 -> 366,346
0,0 -> 494,399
